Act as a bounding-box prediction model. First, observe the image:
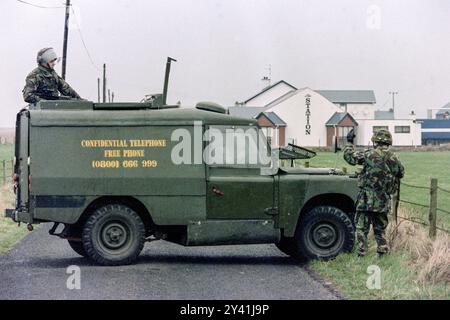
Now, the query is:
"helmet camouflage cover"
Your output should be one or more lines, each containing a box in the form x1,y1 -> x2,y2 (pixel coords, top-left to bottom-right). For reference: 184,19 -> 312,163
371,129 -> 393,145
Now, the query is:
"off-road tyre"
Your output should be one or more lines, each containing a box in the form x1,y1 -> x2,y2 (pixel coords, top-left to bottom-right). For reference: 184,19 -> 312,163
295,206 -> 354,261
82,204 -> 145,266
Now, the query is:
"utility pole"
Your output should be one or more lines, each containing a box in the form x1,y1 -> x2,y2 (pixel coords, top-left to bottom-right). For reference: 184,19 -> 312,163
61,0 -> 71,79
102,64 -> 106,103
389,91 -> 398,113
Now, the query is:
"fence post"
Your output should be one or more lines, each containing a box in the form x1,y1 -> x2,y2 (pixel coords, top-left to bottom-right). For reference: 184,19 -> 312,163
429,178 -> 437,239
2,160 -> 5,184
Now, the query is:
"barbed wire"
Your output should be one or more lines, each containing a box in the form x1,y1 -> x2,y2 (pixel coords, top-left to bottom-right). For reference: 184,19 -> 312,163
393,215 -> 450,234
400,182 -> 430,190
399,199 -> 429,209
436,226 -> 450,234
437,208 -> 450,215
437,186 -> 450,194
394,214 -> 429,227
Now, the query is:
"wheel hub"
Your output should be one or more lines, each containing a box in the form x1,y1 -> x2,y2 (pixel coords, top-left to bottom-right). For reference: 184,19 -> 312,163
101,223 -> 128,249
312,224 -> 337,248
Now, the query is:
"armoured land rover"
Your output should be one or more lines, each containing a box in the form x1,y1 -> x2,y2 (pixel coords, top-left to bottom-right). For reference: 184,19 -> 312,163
5,62 -> 358,266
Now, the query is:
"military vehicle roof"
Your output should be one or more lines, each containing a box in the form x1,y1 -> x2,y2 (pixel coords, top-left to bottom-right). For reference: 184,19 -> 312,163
30,101 -> 257,127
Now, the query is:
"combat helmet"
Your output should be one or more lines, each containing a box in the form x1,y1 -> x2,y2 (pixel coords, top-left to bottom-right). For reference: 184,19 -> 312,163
36,48 -> 58,66
371,129 -> 392,145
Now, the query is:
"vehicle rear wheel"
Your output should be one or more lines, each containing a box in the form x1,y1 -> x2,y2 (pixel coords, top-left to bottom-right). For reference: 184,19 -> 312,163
67,240 -> 87,257
295,206 -> 354,261
82,204 -> 145,266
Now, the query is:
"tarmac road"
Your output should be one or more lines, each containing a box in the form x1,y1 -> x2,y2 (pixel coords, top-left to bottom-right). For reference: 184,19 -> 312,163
0,225 -> 341,300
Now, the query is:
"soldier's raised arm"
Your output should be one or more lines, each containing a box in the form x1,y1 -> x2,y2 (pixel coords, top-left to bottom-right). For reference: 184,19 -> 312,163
342,129 -> 365,165
343,144 -> 365,166
22,72 -> 41,104
57,75 -> 81,99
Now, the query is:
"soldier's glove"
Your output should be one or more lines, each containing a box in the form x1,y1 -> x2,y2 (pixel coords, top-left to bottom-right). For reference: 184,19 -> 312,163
346,129 -> 356,144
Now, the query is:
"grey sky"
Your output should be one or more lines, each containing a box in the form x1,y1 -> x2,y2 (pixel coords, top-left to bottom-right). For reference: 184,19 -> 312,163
1,0 -> 449,127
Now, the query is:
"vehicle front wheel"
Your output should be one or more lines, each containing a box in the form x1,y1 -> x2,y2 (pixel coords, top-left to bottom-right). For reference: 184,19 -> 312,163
295,206 -> 354,260
82,204 -> 145,266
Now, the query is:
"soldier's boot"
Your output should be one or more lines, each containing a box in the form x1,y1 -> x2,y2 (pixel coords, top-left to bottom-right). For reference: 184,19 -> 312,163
377,246 -> 389,258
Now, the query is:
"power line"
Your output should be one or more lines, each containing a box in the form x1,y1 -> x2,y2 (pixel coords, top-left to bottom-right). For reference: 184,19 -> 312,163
70,6 -> 100,72
16,0 -> 65,9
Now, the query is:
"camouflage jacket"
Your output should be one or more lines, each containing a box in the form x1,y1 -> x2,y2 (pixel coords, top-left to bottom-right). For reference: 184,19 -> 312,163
23,66 -> 81,104
343,144 -> 404,213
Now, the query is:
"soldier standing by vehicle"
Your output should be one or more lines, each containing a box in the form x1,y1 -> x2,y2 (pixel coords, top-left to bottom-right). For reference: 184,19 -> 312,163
23,47 -> 82,104
343,129 -> 404,257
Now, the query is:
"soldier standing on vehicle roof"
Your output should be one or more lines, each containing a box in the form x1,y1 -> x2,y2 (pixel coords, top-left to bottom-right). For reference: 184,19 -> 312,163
22,47 -> 82,104
343,129 -> 404,257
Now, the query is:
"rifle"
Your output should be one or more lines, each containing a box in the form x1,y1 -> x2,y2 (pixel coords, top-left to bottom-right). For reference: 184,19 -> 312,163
393,177 -> 400,224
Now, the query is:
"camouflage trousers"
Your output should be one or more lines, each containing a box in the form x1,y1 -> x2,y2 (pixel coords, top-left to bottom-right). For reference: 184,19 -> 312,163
355,211 -> 389,256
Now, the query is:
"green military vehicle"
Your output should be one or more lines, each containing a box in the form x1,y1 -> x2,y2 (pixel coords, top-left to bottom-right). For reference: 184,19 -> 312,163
6,99 -> 358,266
6,63 -> 358,266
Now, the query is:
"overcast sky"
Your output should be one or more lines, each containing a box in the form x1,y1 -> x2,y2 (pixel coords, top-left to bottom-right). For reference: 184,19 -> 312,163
0,0 -> 449,127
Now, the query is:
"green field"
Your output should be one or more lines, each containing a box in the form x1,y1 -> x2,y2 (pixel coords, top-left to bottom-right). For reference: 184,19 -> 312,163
0,144 -> 28,254
295,150 -> 450,231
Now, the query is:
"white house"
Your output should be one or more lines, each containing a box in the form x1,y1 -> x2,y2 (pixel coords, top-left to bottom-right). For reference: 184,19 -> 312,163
230,80 -> 422,147
356,119 -> 422,147
243,80 -> 297,107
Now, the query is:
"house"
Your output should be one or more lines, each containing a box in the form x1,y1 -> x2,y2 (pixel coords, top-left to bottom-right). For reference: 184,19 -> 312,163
230,80 -> 422,147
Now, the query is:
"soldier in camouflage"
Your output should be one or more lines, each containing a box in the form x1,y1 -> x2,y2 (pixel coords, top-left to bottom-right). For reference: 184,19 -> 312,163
343,129 -> 404,257
23,48 -> 82,104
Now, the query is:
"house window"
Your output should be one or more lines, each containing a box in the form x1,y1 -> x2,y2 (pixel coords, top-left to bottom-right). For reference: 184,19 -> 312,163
373,126 -> 388,134
395,126 -> 410,133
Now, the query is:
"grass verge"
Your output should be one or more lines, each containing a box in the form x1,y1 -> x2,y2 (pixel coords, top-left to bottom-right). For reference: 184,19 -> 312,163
0,184 -> 29,255
309,207 -> 449,299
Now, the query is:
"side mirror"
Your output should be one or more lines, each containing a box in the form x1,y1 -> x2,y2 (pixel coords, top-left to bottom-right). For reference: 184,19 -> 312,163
332,135 -> 341,153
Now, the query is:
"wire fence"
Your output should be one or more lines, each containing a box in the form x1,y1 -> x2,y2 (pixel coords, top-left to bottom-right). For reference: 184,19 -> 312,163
395,179 -> 450,237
